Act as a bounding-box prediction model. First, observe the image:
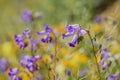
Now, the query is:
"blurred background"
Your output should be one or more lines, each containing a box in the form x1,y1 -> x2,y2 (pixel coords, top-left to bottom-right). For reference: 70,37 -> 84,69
0,0 -> 120,80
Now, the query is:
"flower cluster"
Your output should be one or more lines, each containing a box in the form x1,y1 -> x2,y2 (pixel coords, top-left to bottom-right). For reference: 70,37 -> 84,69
98,45 -> 119,79
37,25 -> 52,43
99,45 -> 110,70
5,10 -> 119,80
14,28 -> 37,50
108,73 -> 119,80
21,9 -> 42,23
8,68 -> 21,80
19,54 -> 40,73
62,24 -> 87,47
21,9 -> 33,23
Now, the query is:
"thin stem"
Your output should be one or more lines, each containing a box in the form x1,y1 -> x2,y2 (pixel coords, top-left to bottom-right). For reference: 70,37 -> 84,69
114,59 -> 120,79
87,30 -> 101,80
51,31 -> 58,80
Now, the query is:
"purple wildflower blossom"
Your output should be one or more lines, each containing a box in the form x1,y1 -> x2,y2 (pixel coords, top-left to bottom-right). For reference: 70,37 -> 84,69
37,25 -> 52,43
0,58 -> 8,73
13,76 -> 21,80
31,73 -> 43,80
62,24 -> 86,47
8,68 -> 18,78
31,54 -> 41,62
21,9 -> 32,23
30,38 -> 37,51
65,68 -> 71,76
68,34 -> 78,47
78,70 -> 86,77
14,34 -> 25,49
108,73 -> 118,80
102,62 -> 108,70
94,15 -> 101,23
22,28 -> 31,39
19,54 -> 40,73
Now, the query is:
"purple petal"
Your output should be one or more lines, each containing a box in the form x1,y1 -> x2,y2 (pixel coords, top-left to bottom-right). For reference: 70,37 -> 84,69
32,54 -> 40,62
40,34 -> 49,43
94,15 -> 101,23
102,62 -> 107,70
62,32 -> 74,39
79,29 -> 87,35
21,9 -> 32,23
36,31 -> 46,35
68,34 -> 78,47
0,58 -> 8,73
45,25 -> 52,33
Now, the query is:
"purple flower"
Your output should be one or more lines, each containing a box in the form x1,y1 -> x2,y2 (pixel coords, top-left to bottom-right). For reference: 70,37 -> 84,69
19,54 -> 31,66
22,28 -> 31,39
93,15 -> 101,23
25,61 -> 36,73
62,24 -> 86,47
78,70 -> 86,77
102,62 -> 108,70
0,58 -> 8,73
19,54 -> 40,73
31,73 -> 43,80
30,39 -> 37,51
65,68 -> 71,76
31,54 -> 41,62
100,45 -> 109,59
14,34 -> 25,49
37,25 -> 52,43
8,68 -> 18,78
68,34 -> 78,47
108,73 -> 118,80
13,76 -> 21,80
21,9 -> 32,23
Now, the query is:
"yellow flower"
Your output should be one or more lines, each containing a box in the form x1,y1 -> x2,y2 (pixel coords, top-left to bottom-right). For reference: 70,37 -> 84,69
1,41 -> 17,63
110,44 -> 120,54
60,59 -> 69,67
1,41 -> 14,55
60,48 -> 69,56
56,63 -> 65,76
42,55 -> 50,63
74,53 -> 88,64
90,24 -> 102,33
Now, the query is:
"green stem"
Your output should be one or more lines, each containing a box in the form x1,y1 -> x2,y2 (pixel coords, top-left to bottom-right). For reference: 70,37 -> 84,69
87,30 -> 101,80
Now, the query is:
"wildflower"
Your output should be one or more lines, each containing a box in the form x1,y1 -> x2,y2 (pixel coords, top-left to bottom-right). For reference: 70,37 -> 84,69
99,45 -> 109,65
108,73 -> 118,80
14,34 -> 25,49
37,25 -> 52,43
0,58 -> 8,73
102,62 -> 108,70
19,54 -> 40,73
65,68 -> 71,76
21,9 -> 32,23
22,28 -> 31,39
31,73 -> 43,80
93,15 -> 101,23
78,70 -> 86,77
62,24 -> 86,47
8,68 -> 21,80
30,38 -> 37,51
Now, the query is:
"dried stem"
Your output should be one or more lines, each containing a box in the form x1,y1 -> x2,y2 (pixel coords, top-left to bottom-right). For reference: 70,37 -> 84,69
87,30 -> 101,80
